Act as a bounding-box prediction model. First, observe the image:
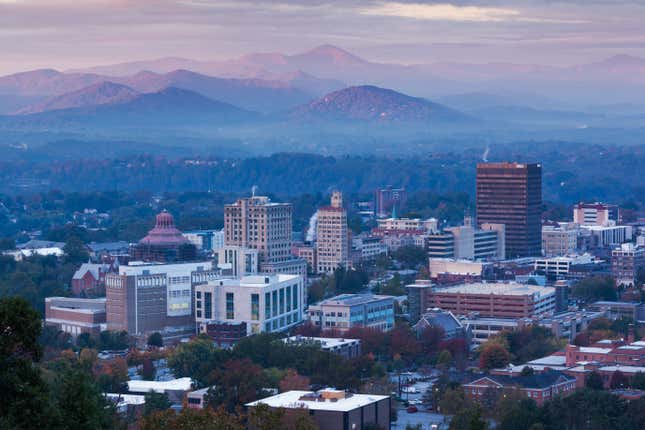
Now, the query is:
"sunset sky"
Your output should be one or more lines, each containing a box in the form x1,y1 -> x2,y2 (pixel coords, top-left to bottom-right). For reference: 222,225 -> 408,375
1,0 -> 645,74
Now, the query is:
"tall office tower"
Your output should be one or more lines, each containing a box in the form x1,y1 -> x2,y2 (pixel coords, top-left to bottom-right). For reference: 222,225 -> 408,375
316,192 -> 349,274
374,186 -> 407,218
224,196 -> 293,263
476,162 -> 542,258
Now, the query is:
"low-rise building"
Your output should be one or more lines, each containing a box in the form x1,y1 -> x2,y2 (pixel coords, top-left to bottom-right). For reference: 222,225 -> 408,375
542,224 -> 580,257
464,309 -> 606,346
306,294 -> 395,332
412,308 -> 468,341
195,274 -> 305,336
260,257 -> 308,284
45,297 -> 106,337
587,301 -> 645,321
534,254 -> 596,278
428,258 -> 490,285
246,389 -> 390,430
464,371 -> 576,406
127,378 -> 193,404
406,280 -> 433,323
283,336 -> 362,358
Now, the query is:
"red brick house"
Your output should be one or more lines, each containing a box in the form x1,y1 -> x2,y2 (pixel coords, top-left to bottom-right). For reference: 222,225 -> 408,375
71,263 -> 112,296
464,371 -> 576,406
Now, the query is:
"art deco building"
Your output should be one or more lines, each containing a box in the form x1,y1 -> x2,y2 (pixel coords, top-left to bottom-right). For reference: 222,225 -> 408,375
315,192 -> 349,274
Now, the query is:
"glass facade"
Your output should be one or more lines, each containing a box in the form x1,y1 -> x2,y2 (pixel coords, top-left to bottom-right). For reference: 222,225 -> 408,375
226,292 -> 234,319
251,293 -> 259,321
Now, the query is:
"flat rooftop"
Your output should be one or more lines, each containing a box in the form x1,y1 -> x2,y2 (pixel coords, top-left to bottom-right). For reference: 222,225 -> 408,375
435,283 -> 554,298
283,336 -> 360,349
316,293 -> 393,307
246,390 -> 389,412
128,377 -> 193,393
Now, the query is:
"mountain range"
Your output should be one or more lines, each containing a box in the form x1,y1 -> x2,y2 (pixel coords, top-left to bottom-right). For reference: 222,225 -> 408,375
1,44 -> 645,152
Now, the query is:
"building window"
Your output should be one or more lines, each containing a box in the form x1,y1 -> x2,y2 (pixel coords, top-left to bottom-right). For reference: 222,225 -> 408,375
272,291 -> 278,316
251,294 -> 259,321
286,287 -> 292,312
279,289 -> 285,315
293,285 -> 298,310
265,292 -> 271,318
204,292 -> 212,319
226,293 -> 234,319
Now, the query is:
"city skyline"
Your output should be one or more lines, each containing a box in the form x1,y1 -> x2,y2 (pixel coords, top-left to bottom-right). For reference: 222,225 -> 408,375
2,1 -> 645,74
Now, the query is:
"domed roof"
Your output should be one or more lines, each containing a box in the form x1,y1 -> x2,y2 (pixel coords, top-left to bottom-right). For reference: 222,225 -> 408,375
139,211 -> 189,246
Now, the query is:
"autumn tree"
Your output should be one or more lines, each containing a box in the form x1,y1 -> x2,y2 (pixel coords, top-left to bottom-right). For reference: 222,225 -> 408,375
479,344 -> 510,370
280,369 -> 311,392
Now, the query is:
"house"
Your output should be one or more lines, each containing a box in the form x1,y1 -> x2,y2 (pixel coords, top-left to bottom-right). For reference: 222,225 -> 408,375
464,370 -> 576,406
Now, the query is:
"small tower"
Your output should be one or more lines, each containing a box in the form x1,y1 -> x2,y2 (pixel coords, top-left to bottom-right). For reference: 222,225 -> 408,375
331,191 -> 343,208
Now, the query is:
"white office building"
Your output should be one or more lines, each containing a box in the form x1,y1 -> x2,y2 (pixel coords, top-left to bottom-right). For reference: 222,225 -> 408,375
195,274 -> 304,335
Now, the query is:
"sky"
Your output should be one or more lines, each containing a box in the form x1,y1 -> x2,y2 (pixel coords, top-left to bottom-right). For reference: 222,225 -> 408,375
1,0 -> 645,74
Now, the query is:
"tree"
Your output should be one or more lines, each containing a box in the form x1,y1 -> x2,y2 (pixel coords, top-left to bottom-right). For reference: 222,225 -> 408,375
147,332 -> 163,348
391,245 -> 427,268
436,350 -> 453,370
144,391 -> 171,416
77,332 -> 97,349
520,366 -> 534,377
449,404 -> 489,430
139,407 -> 243,430
439,387 -> 467,415
280,369 -> 310,392
141,358 -> 156,381
609,370 -> 628,389
207,358 -> 266,412
585,371 -> 604,390
63,236 -> 90,264
168,335 -> 229,385
498,398 -> 540,430
572,276 -> 617,302
479,344 -> 510,370
631,371 -> 645,389
0,297 -> 57,430
55,368 -> 114,430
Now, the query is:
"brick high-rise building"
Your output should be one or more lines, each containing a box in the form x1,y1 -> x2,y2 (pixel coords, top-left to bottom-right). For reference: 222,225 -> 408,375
224,196 -> 293,263
476,162 -> 542,258
315,192 -> 349,274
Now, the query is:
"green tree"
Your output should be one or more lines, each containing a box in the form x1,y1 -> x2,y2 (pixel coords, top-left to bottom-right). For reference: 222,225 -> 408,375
391,245 -> 428,268
585,371 -> 604,390
55,368 -> 114,430
630,371 -> 645,389
63,236 -> 90,264
449,404 -> 489,430
572,276 -> 617,302
168,335 -> 229,385
147,332 -> 164,348
144,391 -> 172,416
0,297 -> 57,430
439,387 -> 467,415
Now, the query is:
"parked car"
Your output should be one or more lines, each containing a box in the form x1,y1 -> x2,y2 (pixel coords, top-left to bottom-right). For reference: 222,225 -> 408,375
406,405 -> 418,413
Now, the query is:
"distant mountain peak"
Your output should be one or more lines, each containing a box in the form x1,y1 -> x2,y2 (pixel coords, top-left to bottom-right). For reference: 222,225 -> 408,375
291,84 -> 468,123
16,80 -> 139,114
298,45 -> 367,65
